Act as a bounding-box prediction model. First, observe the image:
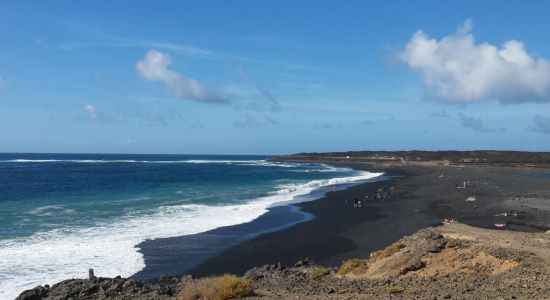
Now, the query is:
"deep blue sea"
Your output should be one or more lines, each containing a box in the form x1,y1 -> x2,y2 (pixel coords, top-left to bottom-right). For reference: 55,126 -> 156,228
0,153 -> 382,298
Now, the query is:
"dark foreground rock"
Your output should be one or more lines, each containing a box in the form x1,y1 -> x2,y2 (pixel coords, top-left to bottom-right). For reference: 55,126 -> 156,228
16,275 -> 185,300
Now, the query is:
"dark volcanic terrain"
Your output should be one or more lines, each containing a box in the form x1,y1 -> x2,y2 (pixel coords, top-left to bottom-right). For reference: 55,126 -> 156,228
17,224 -> 550,299
16,151 -> 550,300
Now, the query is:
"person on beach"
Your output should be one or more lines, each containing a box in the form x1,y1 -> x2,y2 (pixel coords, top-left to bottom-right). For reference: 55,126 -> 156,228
353,198 -> 359,208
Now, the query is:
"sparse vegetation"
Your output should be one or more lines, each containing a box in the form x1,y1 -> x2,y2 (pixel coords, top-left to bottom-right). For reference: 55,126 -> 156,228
385,285 -> 416,295
370,242 -> 406,261
310,267 -> 329,279
338,259 -> 367,275
177,274 -> 253,300
386,285 -> 405,294
404,287 -> 417,295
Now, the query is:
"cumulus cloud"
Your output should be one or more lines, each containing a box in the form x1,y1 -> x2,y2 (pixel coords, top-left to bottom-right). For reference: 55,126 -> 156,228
458,113 -> 493,132
531,115 -> 550,134
400,19 -> 550,103
137,50 -> 226,103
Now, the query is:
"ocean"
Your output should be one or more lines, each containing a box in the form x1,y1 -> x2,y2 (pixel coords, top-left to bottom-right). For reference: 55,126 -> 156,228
0,153 -> 382,299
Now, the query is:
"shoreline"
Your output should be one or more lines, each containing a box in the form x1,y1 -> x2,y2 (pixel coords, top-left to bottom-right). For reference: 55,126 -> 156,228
185,166 -> 428,277
133,162 -> 550,281
14,153 -> 550,299
132,165 -> 390,281
184,162 -> 550,278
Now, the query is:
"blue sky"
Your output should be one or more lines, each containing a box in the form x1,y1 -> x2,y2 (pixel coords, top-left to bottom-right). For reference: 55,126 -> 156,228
1,0 -> 550,154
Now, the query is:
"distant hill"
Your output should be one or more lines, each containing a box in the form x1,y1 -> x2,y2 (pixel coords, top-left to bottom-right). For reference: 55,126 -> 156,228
273,150 -> 550,166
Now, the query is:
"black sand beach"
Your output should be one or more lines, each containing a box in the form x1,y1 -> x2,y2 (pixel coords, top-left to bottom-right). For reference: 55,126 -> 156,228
134,163 -> 550,282
132,167 -> 393,281
132,205 -> 314,281
17,157 -> 550,300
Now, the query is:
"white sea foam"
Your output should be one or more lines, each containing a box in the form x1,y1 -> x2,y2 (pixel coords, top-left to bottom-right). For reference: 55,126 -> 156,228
1,159 -> 336,172
290,166 -> 349,173
0,159 -> 292,166
27,205 -> 75,216
6,159 -> 143,163
0,170 -> 382,299
182,159 -> 265,164
0,159 -> 315,171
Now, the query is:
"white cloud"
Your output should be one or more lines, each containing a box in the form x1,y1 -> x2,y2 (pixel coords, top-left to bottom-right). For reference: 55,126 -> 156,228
136,50 -> 226,103
400,19 -> 550,103
83,104 -> 99,120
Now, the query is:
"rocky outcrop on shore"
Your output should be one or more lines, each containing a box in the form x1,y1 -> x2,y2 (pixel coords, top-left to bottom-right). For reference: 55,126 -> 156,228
17,223 -> 550,300
15,275 -> 185,300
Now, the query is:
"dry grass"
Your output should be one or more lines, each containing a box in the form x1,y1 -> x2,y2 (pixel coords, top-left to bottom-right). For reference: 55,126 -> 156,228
370,242 -> 405,261
385,285 -> 416,295
402,248 -> 520,278
310,267 -> 329,279
385,285 -> 404,294
337,259 -> 367,275
177,274 -> 253,300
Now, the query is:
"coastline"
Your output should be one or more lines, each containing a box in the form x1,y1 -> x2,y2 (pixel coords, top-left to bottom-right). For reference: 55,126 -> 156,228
15,157 -> 550,299
132,164 -> 390,281
185,166 -> 428,277
184,162 -> 550,277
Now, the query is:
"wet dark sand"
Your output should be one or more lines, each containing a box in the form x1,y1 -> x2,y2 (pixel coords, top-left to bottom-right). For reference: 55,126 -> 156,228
187,164 -> 550,277
135,164 -> 550,280
186,167 -> 435,277
133,168 -> 393,281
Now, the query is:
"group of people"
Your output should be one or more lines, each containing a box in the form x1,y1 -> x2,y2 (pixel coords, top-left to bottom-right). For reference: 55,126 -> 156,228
457,179 -> 477,189
442,218 -> 458,224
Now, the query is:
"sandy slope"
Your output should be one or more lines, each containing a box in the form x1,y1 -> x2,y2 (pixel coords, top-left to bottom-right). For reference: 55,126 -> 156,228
247,223 -> 550,299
